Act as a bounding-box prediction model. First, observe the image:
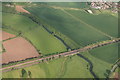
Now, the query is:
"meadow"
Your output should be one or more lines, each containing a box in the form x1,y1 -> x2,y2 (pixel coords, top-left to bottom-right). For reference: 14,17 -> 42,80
23,26 -> 67,54
90,43 -> 118,64
81,51 -> 112,78
2,55 -> 93,78
2,12 -> 67,55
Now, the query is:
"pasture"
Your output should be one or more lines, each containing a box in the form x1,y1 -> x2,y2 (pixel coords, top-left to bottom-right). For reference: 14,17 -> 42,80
82,51 -> 113,78
23,26 -> 67,54
3,13 -> 38,33
62,55 -> 93,78
90,43 -> 118,64
2,55 -> 93,78
2,12 -> 67,55
2,57 -> 66,78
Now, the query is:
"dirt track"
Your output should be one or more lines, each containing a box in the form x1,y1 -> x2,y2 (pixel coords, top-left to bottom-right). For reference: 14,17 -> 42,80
2,37 -> 40,64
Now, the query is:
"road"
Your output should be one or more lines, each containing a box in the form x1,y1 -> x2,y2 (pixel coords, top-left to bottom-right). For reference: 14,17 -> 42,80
0,38 -> 120,72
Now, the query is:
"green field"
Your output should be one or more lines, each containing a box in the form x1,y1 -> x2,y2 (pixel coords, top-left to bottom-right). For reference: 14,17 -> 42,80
66,10 -> 118,37
23,26 -> 67,54
90,43 -> 118,64
82,52 -> 112,78
62,55 -> 93,78
26,6 -> 110,47
35,2 -> 90,8
2,55 -> 93,78
3,13 -> 38,34
2,13 -> 67,54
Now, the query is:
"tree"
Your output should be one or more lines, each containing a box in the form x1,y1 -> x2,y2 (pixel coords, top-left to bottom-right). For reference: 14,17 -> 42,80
68,48 -> 71,52
28,71 -> 32,78
106,69 -> 111,74
21,69 -> 27,78
104,73 -> 108,78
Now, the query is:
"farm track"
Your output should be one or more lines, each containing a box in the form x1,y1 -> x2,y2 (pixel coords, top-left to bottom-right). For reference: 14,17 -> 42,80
61,9 -> 113,39
1,38 -> 120,73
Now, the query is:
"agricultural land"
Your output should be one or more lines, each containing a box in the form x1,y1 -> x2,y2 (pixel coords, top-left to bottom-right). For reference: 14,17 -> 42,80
1,2 -> 120,79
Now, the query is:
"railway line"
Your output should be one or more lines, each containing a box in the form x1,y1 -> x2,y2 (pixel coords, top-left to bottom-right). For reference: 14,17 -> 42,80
0,38 -> 120,72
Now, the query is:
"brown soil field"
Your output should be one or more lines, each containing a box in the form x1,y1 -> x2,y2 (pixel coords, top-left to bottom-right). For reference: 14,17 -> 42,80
16,5 -> 30,14
0,31 -> 16,41
1,37 -> 40,64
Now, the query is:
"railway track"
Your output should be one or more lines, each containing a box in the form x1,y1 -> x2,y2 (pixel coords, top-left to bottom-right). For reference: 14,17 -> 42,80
0,38 -> 120,72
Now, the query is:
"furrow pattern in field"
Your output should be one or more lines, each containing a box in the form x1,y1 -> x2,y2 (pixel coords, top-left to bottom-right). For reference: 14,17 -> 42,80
61,9 -> 113,39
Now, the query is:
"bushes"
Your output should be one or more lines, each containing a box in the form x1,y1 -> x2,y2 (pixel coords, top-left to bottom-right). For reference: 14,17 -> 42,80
21,69 -> 32,78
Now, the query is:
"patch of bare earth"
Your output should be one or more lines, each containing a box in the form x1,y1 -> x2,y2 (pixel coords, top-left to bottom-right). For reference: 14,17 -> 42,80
0,31 -> 16,41
114,72 -> 120,80
2,37 -> 40,64
16,5 -> 30,14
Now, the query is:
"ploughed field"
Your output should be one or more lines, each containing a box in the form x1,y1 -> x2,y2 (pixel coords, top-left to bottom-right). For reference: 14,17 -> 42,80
2,36 -> 40,64
1,31 -> 16,41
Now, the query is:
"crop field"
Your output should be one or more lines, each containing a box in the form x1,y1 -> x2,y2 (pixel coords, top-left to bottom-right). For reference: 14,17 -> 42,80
2,12 -> 67,55
35,2 -> 90,8
90,43 -> 118,64
66,10 -> 118,37
26,6 -> 110,47
2,36 -> 40,64
1,31 -> 16,41
2,55 -> 93,78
